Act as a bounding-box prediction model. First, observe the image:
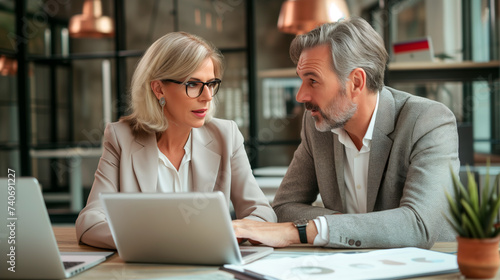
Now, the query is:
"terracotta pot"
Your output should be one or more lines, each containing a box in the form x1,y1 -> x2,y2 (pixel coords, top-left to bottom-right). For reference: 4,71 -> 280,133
456,236 -> 500,279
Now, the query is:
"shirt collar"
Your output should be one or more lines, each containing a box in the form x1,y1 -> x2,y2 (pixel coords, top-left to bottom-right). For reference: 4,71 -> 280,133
364,92 -> 380,141
184,132 -> 192,160
157,132 -> 193,166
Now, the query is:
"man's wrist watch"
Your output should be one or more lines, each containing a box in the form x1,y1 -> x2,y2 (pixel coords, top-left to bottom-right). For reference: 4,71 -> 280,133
293,219 -> 309,244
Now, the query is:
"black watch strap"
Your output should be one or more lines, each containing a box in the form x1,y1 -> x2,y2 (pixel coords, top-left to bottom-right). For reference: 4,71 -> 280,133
297,225 -> 308,243
293,219 -> 309,244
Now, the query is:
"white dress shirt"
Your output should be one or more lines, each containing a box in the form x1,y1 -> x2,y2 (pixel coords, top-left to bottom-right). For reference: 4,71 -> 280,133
157,133 -> 193,193
313,93 -> 379,245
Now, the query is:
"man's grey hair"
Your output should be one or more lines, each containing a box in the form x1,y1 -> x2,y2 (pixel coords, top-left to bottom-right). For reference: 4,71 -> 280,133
290,17 -> 388,93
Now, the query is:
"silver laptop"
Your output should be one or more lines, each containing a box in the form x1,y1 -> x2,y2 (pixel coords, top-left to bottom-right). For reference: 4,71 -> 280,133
100,191 -> 273,265
0,177 -> 114,279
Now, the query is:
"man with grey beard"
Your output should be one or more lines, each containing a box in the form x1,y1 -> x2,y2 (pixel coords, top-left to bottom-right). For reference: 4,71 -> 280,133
233,17 -> 460,249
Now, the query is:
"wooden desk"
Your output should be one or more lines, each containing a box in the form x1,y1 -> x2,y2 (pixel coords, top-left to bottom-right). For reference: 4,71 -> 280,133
53,226 -> 496,279
54,226 -> 227,279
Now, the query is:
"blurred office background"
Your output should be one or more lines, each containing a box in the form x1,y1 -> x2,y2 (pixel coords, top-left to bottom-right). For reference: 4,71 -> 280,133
0,0 -> 499,220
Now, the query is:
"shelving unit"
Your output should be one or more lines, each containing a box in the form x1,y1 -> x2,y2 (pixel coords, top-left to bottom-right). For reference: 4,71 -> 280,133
386,61 -> 500,83
259,61 -> 500,81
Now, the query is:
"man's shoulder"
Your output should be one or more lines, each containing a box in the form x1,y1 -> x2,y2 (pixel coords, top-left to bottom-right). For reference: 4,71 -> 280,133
384,86 -> 451,114
385,86 -> 444,106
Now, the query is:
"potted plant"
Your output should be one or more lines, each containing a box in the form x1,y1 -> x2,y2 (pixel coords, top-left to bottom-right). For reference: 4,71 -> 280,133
445,164 -> 500,279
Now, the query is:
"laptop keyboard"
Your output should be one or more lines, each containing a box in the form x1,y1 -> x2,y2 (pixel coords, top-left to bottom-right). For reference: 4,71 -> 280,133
63,261 -> 85,270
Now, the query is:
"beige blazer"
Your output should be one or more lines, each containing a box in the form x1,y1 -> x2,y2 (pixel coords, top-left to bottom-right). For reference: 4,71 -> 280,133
76,118 -> 276,249
273,87 -> 460,249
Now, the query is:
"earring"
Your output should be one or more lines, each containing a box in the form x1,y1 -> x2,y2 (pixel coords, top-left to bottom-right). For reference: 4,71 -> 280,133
159,97 -> 166,108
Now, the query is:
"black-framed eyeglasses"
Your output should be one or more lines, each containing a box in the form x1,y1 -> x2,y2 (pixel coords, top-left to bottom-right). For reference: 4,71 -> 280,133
162,78 -> 221,98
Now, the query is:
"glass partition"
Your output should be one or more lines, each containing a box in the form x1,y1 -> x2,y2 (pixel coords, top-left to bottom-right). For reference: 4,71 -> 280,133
177,0 -> 246,49
391,79 -> 500,164
0,0 -> 18,174
125,0 -> 175,51
0,66 -> 19,173
0,9 -> 15,52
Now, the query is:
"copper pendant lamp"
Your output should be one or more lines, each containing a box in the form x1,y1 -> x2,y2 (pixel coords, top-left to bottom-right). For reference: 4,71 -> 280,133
0,55 -> 18,76
277,0 -> 349,35
68,0 -> 114,38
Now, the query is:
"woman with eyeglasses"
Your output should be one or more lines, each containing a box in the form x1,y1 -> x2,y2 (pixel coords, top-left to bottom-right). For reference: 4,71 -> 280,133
75,32 -> 277,249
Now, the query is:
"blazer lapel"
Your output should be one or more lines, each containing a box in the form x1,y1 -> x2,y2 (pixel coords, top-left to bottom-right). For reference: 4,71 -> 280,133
132,132 -> 158,192
367,88 -> 395,211
191,126 -> 221,192
333,133 -> 346,212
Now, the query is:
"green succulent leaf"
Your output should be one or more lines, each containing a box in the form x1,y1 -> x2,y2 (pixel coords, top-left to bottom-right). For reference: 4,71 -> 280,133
445,162 -> 500,239
494,174 -> 500,198
462,213 -> 480,238
466,167 -> 480,214
480,176 -> 492,218
461,199 -> 484,238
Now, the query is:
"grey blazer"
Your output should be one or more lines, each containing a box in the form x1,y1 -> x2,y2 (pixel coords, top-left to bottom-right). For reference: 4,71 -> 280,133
76,118 -> 276,249
273,87 -> 460,249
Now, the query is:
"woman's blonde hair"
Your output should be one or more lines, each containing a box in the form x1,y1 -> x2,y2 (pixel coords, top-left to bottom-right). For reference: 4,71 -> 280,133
122,32 -> 224,134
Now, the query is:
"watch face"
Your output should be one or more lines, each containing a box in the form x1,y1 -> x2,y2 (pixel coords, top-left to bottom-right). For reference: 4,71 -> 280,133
293,218 -> 309,227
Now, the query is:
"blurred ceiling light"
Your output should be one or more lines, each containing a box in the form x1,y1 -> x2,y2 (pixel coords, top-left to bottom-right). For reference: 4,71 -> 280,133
195,9 -> 201,26
206,12 -> 213,29
277,0 -> 349,35
69,0 -> 114,38
0,55 -> 18,76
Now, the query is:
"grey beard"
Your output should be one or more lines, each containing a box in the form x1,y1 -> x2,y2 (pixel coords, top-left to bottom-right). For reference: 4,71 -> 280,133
313,102 -> 357,132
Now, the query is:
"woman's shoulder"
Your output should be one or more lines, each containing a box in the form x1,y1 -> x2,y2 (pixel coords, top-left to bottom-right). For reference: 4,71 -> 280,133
102,120 -> 156,154
105,120 -> 134,135
104,119 -> 152,143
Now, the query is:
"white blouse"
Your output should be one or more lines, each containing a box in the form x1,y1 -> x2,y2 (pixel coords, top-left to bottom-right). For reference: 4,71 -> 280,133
156,133 -> 193,193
